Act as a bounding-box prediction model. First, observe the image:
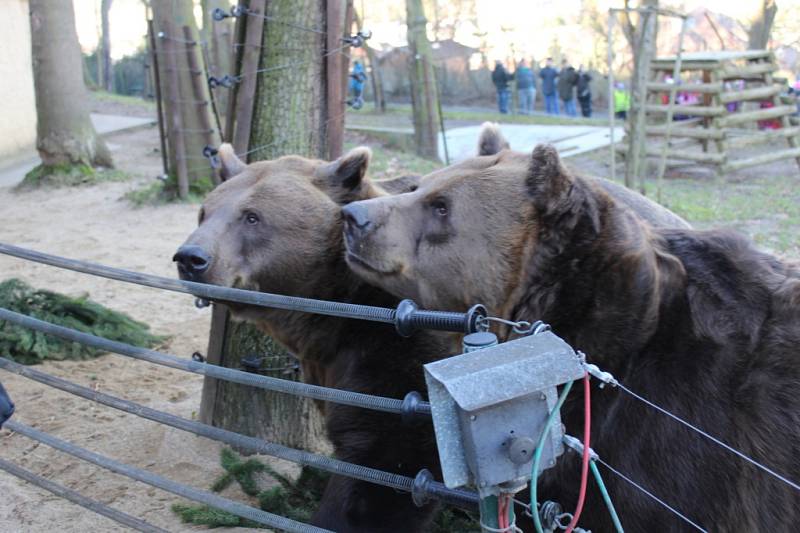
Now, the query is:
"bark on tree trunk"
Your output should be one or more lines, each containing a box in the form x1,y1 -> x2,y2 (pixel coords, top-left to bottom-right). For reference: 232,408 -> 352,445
406,0 -> 441,160
29,0 -> 112,168
151,0 -> 220,197
203,0 -> 345,453
748,0 -> 777,50
101,0 -> 113,92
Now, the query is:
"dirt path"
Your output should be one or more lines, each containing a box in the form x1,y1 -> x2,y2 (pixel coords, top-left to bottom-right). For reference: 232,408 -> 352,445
0,125 -> 277,532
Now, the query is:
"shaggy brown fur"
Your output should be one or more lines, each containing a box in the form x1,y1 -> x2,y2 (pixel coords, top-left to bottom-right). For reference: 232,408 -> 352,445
175,145 -> 452,532
341,141 -> 800,531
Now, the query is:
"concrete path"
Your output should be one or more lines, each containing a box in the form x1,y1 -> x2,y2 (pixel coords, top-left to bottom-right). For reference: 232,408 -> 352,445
0,114 -> 155,188
439,124 -> 623,163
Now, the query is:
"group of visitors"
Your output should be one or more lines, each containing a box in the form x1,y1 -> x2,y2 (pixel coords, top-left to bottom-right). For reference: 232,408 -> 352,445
492,58 -> 593,117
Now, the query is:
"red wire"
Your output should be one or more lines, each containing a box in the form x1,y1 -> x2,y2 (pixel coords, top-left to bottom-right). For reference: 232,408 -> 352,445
565,373 -> 591,533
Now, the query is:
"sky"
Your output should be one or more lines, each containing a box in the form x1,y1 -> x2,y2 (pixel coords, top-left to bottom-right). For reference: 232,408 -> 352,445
71,0 -> 793,62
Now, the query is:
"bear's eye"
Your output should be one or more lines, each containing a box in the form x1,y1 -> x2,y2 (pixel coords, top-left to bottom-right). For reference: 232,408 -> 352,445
431,199 -> 448,218
244,212 -> 260,225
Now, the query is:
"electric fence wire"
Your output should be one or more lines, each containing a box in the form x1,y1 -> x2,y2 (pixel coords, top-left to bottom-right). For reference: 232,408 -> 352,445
0,358 -> 476,509
615,382 -> 800,493
594,456 -> 708,533
0,458 -> 168,533
0,308 -> 431,418
3,420 -> 333,533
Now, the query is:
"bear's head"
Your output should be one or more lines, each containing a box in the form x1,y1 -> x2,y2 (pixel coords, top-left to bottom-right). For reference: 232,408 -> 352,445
174,143 -> 412,317
341,144 -> 566,314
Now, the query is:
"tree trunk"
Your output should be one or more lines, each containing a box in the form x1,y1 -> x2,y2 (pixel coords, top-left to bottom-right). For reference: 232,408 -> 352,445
406,0 -> 441,160
202,0 -> 234,124
29,0 -> 112,168
151,0 -> 220,197
624,0 -> 657,191
202,0 -> 346,453
101,0 -> 113,92
354,9 -> 386,112
748,0 -> 777,50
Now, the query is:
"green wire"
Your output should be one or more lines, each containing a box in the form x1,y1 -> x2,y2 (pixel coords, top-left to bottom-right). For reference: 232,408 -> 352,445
590,460 -> 624,533
530,379 -> 575,533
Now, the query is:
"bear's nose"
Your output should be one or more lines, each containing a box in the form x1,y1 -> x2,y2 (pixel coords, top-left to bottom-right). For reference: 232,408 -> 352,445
173,245 -> 211,279
342,203 -> 372,231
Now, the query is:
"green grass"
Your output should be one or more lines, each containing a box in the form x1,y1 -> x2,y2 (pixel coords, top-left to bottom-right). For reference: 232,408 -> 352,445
344,140 -> 440,180
625,173 -> 800,258
17,163 -> 128,190
124,175 -> 213,207
90,90 -> 156,111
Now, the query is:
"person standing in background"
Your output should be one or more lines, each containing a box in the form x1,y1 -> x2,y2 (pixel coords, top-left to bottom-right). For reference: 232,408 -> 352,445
558,59 -> 578,117
349,61 -> 367,110
539,58 -> 559,115
492,60 -> 514,114
576,65 -> 592,117
516,59 -> 536,114
614,81 -> 631,120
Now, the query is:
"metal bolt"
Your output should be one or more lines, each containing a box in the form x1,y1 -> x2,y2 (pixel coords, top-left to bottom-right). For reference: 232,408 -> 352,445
540,392 -> 547,401
470,414 -> 477,421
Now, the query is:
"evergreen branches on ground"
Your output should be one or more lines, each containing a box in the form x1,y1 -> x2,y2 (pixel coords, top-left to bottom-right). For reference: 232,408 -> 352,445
172,447 -> 481,530
0,278 -> 164,365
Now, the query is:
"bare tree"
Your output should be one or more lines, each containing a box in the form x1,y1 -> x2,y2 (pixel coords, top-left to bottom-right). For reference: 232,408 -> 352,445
748,0 -> 778,49
406,0 -> 441,159
100,0 -> 113,91
28,0 -> 112,171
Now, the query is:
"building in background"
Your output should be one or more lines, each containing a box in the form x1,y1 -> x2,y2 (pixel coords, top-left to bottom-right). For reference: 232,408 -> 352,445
0,0 -> 36,162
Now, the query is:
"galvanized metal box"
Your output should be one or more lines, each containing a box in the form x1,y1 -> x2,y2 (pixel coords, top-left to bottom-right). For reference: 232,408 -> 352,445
424,331 -> 585,492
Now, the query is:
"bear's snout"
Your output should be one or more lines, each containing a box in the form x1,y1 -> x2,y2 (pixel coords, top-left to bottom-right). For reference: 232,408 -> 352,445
173,245 -> 211,281
342,202 -> 373,252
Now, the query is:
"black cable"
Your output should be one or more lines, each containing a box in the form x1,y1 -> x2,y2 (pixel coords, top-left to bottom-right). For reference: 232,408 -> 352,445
0,358 -> 478,510
4,420 -> 332,533
0,243 -> 484,336
0,458 -> 169,533
0,308 -> 430,417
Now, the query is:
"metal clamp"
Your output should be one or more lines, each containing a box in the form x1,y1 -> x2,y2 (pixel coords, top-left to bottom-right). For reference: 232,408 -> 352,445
208,75 -> 240,89
202,145 -> 221,169
582,359 -> 618,388
342,29 -> 372,48
477,316 -> 551,336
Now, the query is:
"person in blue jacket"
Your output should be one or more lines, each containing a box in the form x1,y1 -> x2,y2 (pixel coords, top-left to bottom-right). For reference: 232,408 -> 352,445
539,57 -> 559,115
516,59 -> 536,114
0,381 -> 14,429
349,61 -> 367,110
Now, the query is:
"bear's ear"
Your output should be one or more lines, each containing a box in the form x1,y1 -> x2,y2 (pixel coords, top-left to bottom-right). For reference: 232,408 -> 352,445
527,144 -> 573,211
218,143 -> 246,181
376,174 -> 420,194
477,122 -> 510,156
315,146 -> 372,204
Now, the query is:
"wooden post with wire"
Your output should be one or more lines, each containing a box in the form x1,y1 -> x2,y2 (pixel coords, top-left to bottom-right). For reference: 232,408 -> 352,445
325,0 -> 349,160
183,25 -> 221,185
232,0 -> 266,157
224,8 -> 247,143
160,21 -> 189,199
147,18 -> 169,178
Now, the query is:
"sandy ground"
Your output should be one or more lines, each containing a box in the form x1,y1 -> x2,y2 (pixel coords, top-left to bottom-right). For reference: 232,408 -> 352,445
0,125 -> 289,532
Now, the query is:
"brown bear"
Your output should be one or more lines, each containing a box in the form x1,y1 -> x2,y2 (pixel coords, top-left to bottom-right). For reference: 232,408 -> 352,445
174,145 -> 455,532
341,138 -> 800,531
